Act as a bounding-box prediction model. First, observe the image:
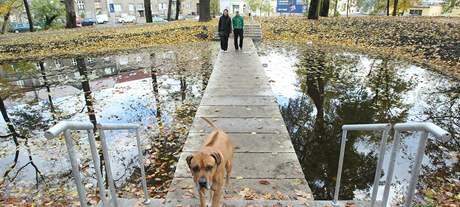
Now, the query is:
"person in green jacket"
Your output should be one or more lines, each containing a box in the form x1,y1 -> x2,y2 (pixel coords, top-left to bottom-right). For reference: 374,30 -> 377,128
232,11 -> 244,50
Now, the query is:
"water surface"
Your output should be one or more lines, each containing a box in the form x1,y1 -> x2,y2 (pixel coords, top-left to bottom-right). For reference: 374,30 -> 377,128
257,42 -> 459,205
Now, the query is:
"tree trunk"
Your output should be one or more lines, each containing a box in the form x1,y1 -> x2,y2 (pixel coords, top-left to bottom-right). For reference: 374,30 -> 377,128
76,58 -> 97,128
149,54 -> 164,144
199,0 -> 211,21
1,12 -> 11,34
39,61 -> 55,113
45,15 -> 58,28
167,0 -> 173,21
308,0 -> 320,19
23,0 -> 34,32
144,0 -> 153,23
0,97 -> 19,145
334,0 -> 339,16
0,96 -> 20,178
386,0 -> 390,16
320,0 -> 330,17
64,0 -> 77,28
175,0 -> 181,20
180,77 -> 186,102
392,0 -> 398,16
346,0 -> 350,16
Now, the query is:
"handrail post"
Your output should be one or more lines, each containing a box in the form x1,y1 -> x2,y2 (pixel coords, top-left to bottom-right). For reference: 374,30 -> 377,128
403,130 -> 428,207
99,129 -> 119,207
370,129 -> 389,207
87,130 -> 109,206
136,128 -> 151,204
63,129 -> 88,207
332,129 -> 347,207
382,130 -> 402,207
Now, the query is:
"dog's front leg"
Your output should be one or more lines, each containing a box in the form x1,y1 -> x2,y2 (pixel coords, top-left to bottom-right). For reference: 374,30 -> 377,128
211,183 -> 223,207
199,188 -> 207,207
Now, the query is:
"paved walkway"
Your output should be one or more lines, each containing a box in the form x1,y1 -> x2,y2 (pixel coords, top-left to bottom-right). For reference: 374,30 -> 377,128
164,39 -> 313,206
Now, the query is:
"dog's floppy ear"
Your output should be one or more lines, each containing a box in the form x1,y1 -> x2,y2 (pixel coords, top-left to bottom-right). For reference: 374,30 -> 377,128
186,154 -> 193,168
211,151 -> 222,166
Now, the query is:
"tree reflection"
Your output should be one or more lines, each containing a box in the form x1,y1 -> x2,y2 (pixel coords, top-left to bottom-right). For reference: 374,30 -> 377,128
419,82 -> 459,204
282,46 -> 413,200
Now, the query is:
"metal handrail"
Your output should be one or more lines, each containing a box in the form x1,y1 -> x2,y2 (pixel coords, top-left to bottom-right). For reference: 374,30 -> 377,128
332,122 -> 450,207
332,123 -> 391,207
383,122 -> 449,207
45,121 -> 150,207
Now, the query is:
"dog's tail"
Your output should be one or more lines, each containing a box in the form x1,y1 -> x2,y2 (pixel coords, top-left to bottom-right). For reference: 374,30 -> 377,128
201,117 -> 218,129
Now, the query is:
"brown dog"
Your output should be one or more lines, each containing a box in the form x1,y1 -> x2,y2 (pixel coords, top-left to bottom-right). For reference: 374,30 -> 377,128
186,117 -> 234,207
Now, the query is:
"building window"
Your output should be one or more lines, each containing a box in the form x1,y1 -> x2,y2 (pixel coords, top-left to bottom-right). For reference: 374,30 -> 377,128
159,3 -> 167,10
77,0 -> 85,10
409,9 -> 422,16
55,60 -> 61,68
114,4 -> 122,12
137,3 -> 144,10
129,4 -> 135,12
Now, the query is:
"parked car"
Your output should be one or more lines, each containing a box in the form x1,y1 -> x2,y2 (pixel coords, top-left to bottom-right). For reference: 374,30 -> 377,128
152,16 -> 168,23
81,18 -> 96,26
9,23 -> 42,33
118,14 -> 136,23
96,14 -> 109,24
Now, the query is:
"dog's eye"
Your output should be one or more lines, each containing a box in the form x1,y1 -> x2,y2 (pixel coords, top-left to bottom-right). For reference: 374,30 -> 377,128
205,165 -> 213,171
192,166 -> 199,172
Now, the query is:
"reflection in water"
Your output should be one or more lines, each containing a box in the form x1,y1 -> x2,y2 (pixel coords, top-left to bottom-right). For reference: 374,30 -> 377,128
258,42 -> 459,204
0,42 -> 218,205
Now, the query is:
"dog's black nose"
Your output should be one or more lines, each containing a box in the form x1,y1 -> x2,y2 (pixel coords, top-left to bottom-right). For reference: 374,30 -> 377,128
198,177 -> 207,187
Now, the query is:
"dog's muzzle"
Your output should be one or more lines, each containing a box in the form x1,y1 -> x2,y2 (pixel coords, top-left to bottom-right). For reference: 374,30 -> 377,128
198,177 -> 208,188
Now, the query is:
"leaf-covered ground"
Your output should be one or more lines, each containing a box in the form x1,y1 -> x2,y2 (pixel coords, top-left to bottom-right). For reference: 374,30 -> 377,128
0,20 -> 215,62
1,17 -> 459,79
260,16 -> 460,80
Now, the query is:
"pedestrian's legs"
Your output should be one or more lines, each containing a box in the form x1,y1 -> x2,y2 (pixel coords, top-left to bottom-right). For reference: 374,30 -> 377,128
239,29 -> 244,49
220,35 -> 225,50
223,35 -> 229,51
234,30 -> 239,50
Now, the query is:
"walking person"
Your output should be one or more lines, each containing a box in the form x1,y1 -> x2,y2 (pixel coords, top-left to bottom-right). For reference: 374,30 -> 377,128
232,11 -> 244,50
218,9 -> 232,52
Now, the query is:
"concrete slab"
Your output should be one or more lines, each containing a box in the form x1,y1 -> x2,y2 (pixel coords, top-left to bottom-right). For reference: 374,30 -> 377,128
204,88 -> 274,97
183,133 -> 294,153
200,96 -> 278,106
205,82 -> 272,90
195,105 -> 280,118
174,152 -> 304,179
189,117 -> 288,134
166,177 -> 312,203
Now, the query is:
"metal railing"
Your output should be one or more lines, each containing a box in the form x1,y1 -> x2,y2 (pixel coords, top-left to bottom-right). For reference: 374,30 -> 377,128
45,121 -> 150,207
332,122 -> 450,207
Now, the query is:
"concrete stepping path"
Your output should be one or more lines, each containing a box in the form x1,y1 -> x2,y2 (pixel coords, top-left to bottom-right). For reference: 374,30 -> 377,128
164,39 -> 313,206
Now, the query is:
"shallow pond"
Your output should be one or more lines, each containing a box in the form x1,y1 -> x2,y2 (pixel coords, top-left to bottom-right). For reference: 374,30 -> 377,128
257,42 -> 459,205
0,42 -> 217,205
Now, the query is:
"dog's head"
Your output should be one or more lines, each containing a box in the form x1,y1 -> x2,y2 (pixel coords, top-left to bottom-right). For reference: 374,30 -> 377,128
186,151 -> 222,190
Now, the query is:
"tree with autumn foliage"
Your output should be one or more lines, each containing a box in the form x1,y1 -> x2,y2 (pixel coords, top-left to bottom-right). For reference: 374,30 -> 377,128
31,0 -> 65,29
0,0 -> 22,33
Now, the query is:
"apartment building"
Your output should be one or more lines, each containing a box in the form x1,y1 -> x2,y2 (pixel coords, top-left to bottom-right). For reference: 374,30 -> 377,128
76,0 -> 197,20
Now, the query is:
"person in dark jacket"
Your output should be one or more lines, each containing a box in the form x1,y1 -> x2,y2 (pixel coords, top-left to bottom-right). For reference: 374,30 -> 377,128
218,9 -> 232,52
